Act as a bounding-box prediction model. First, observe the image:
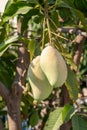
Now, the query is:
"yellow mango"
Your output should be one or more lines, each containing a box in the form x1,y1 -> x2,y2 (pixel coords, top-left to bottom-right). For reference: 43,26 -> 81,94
40,46 -> 67,88
27,56 -> 53,101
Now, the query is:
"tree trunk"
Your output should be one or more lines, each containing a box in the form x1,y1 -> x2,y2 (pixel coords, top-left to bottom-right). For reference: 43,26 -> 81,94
6,94 -> 22,130
0,119 -> 4,130
6,45 -> 29,130
5,17 -> 30,130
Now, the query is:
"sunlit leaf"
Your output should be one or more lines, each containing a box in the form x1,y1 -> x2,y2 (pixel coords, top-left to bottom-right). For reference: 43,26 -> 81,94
62,104 -> 75,123
21,8 -> 39,33
44,107 -> 63,130
65,66 -> 79,101
28,40 -> 35,60
0,35 -> 19,57
3,1 -> 31,22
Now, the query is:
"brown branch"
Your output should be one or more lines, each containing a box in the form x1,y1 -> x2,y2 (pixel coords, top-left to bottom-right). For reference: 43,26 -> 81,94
57,27 -> 87,37
57,27 -> 86,67
0,81 -> 9,102
11,44 -> 30,98
11,19 -> 30,99
73,35 -> 86,67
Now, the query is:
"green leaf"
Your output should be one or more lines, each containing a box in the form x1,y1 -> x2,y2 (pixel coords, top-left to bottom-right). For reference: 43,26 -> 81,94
56,0 -> 87,30
49,11 -> 59,31
30,111 -> 39,127
27,0 -> 39,4
73,8 -> 87,31
28,40 -> 35,60
21,8 -> 39,33
65,66 -> 79,101
0,35 -> 19,57
62,104 -> 75,123
56,0 -> 74,9
66,57 -> 77,71
44,107 -> 63,130
3,1 -> 31,22
72,115 -> 87,130
0,24 -> 7,43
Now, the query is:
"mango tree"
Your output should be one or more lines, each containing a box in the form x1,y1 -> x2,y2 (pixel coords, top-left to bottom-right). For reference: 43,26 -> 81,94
0,0 -> 87,130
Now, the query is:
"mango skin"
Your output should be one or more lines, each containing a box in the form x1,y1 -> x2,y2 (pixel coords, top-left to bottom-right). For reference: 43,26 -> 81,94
27,56 -> 53,101
40,46 -> 67,88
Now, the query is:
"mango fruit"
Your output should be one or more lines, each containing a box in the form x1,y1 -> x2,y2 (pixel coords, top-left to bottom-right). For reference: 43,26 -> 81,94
28,56 -> 53,101
40,46 -> 67,88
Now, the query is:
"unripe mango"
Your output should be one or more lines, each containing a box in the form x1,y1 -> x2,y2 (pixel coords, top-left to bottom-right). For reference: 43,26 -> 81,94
40,46 -> 67,88
27,56 -> 53,101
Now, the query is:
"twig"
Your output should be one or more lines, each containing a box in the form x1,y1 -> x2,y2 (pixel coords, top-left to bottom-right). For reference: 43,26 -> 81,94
57,27 -> 87,37
51,31 -> 68,41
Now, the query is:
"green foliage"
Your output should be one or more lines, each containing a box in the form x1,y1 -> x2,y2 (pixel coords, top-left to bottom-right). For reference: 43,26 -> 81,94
65,66 -> 79,101
72,115 -> 87,130
0,0 -> 87,129
30,110 -> 39,127
73,0 -> 87,15
44,107 -> 63,130
0,52 -> 17,88
0,35 -> 19,57
28,39 -> 35,61
62,104 -> 75,123
2,1 -> 30,22
44,104 -> 75,130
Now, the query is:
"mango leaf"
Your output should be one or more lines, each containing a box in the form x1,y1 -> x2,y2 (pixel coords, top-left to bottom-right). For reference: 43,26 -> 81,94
66,57 -> 77,71
72,115 -> 87,130
21,8 -> 39,33
44,107 -> 63,130
56,0 -> 87,30
28,40 -> 35,60
44,105 -> 76,130
62,104 -> 75,123
0,35 -> 19,57
49,11 -> 59,31
27,0 -> 39,4
65,66 -> 79,101
30,110 -> 39,127
56,0 -> 74,9
73,8 -> 87,31
2,1 -> 31,22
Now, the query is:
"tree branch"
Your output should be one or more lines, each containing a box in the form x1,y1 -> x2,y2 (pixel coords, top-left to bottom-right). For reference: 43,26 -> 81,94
57,27 -> 87,37
12,44 -> 30,98
57,27 -> 86,67
11,19 -> 30,99
73,35 -> 86,67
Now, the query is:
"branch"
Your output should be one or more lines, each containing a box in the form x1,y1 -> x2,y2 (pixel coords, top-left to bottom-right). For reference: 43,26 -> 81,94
57,27 -> 87,37
73,35 -> 86,66
12,45 -> 30,95
0,81 -> 9,102
11,20 -> 30,99
57,27 -> 86,67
